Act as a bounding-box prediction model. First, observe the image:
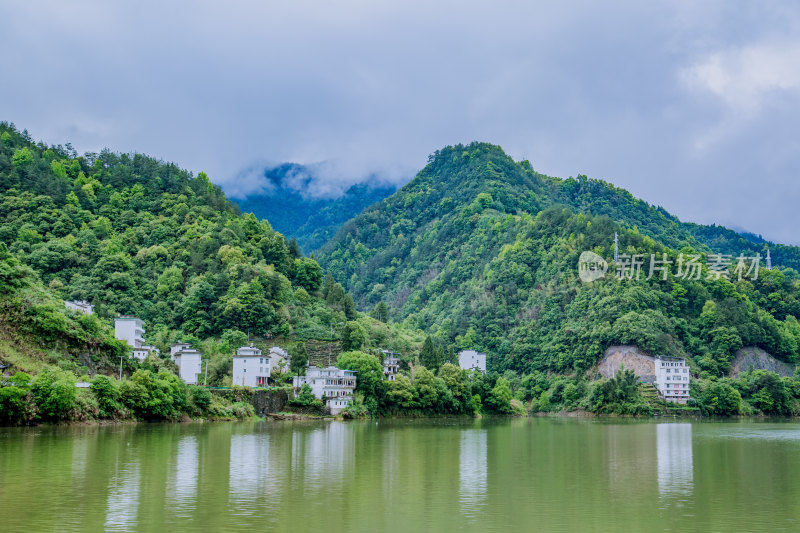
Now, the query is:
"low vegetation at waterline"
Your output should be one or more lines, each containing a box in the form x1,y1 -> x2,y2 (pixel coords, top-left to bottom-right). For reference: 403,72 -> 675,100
0,367 -> 255,425
327,351 -> 800,419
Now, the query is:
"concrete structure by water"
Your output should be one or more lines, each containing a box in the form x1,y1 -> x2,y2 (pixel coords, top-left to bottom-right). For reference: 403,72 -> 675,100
293,366 -> 356,414
655,357 -> 690,403
171,343 -> 203,385
267,346 -> 290,374
382,350 -> 400,381
115,316 -> 159,360
233,345 -> 271,387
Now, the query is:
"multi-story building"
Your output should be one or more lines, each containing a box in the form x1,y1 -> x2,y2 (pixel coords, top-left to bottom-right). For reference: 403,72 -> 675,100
267,346 -> 291,374
292,366 -> 357,415
382,349 -> 400,381
655,357 -> 691,404
458,350 -> 486,373
170,343 -> 203,385
115,316 -> 159,361
232,345 -> 271,387
64,300 -> 94,315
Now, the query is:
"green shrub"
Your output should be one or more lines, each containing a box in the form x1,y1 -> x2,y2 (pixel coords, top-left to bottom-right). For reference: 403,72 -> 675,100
699,380 -> 742,416
71,389 -> 100,421
486,377 -> 514,414
342,393 -> 370,418
119,369 -> 188,420
288,384 -> 323,408
230,401 -> 254,418
91,375 -> 121,418
32,366 -> 77,420
189,386 -> 213,412
0,372 -> 37,424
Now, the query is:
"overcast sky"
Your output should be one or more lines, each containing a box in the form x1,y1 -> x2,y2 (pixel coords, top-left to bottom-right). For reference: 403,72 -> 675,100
3,1 -> 800,243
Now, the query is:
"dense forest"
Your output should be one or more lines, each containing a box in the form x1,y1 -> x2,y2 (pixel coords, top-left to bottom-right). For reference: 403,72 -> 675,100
4,124 -> 800,422
318,143 -> 800,378
0,122 -> 424,423
0,122 -> 421,351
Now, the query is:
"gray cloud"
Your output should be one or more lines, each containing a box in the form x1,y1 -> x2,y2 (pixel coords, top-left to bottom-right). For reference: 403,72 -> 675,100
3,1 -> 800,242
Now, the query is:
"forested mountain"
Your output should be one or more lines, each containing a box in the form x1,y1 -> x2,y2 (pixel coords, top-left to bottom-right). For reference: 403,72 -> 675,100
318,142 -> 800,377
5,122 -> 800,420
231,163 -> 396,253
0,122 -> 419,367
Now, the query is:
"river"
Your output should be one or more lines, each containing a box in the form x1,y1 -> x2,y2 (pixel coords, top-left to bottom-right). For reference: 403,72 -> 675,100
1,418 -> 799,532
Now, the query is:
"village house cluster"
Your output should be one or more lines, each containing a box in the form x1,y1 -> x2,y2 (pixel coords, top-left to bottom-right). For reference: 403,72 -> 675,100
79,308 -> 491,414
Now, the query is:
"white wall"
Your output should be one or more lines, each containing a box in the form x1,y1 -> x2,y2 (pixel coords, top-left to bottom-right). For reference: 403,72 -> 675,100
232,356 -> 271,387
115,319 -> 144,348
458,350 -> 486,372
176,353 -> 202,385
655,359 -> 690,401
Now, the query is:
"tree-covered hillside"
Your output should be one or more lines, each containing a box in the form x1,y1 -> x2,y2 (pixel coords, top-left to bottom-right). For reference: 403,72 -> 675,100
0,122 -> 418,361
318,142 -> 800,377
232,163 -> 396,253
0,241 -> 126,375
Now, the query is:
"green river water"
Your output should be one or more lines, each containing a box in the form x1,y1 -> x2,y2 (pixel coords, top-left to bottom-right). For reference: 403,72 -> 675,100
1,418 -> 799,532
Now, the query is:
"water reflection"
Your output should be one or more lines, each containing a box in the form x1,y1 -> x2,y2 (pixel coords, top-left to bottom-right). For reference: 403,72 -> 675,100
104,456 -> 141,532
459,429 -> 488,515
167,436 -> 198,515
656,423 -> 693,498
71,434 -> 89,482
7,419 -> 800,533
229,434 -> 270,504
294,422 -> 353,490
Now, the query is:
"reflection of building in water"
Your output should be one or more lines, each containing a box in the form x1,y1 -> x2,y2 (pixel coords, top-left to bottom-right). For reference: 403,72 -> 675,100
382,430 -> 398,495
459,429 -> 488,514
229,434 -> 270,502
657,423 -> 693,497
292,422 -> 354,490
105,458 -> 141,531
167,436 -> 199,515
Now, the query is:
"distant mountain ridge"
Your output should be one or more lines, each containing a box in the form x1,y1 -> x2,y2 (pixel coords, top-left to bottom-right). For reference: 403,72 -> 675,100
232,163 -> 397,253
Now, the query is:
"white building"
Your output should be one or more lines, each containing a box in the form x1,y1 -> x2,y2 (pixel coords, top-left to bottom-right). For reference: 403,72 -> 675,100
655,357 -> 691,404
115,316 -> 159,361
292,366 -> 357,415
232,345 -> 271,387
170,343 -> 193,359
170,344 -> 203,385
458,350 -> 486,373
65,300 -> 94,315
267,346 -> 290,374
382,350 -> 400,381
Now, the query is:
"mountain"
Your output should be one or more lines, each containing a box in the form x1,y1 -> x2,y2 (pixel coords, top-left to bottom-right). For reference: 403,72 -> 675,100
0,122 -> 420,378
317,142 -> 800,376
231,163 -> 396,253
